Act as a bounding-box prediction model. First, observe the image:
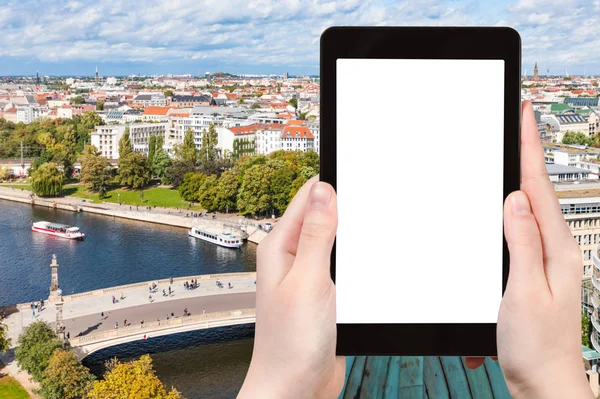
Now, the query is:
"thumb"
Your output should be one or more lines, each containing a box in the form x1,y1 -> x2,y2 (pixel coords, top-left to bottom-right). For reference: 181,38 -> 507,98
293,182 -> 338,280
503,190 -> 547,296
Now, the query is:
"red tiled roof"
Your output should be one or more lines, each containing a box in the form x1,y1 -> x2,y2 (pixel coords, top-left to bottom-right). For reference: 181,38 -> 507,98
278,113 -> 294,119
143,106 -> 171,115
229,124 -> 260,135
286,120 -> 304,125
281,126 -> 314,139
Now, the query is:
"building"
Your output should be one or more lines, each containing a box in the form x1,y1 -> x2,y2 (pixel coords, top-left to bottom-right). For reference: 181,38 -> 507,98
565,97 -> 600,109
533,62 -> 539,80
106,77 -> 117,85
544,144 -> 600,180
255,124 -> 283,155
91,125 -> 127,159
128,123 -> 170,155
542,113 -> 591,142
546,163 -> 590,182
65,78 -> 75,85
284,72 -> 289,80
16,104 -> 49,124
281,125 -> 315,152
133,93 -> 167,107
171,95 -> 212,108
306,120 -> 320,154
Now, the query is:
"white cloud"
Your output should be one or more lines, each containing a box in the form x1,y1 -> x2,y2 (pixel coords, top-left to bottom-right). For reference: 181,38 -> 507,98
0,0 -> 597,73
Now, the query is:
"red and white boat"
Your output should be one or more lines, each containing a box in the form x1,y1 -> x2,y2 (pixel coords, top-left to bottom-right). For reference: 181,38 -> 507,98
32,221 -> 85,240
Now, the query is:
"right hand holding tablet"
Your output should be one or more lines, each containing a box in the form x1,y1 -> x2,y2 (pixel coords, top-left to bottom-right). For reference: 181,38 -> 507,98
469,101 -> 594,398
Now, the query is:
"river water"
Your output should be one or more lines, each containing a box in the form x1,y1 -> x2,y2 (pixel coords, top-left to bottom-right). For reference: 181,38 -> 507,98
0,199 -> 257,398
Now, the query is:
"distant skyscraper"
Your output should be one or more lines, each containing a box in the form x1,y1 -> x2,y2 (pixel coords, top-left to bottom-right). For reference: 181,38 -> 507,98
95,66 -> 99,84
205,72 -> 210,80
284,72 -> 289,80
533,62 -> 539,80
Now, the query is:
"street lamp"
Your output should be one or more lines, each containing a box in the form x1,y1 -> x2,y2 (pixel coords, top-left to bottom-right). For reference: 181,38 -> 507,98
118,193 -> 120,205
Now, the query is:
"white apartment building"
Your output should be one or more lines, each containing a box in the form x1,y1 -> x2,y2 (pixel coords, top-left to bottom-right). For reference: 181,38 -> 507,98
106,77 -> 117,85
306,120 -> 320,154
16,105 -> 49,124
133,93 -> 167,106
542,113 -> 590,143
544,144 -> 600,180
281,125 -> 315,152
129,123 -> 170,155
217,124 -> 258,155
91,125 -> 126,159
255,124 -> 283,155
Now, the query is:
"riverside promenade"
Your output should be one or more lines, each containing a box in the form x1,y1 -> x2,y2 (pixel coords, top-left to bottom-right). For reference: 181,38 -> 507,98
0,186 -> 269,244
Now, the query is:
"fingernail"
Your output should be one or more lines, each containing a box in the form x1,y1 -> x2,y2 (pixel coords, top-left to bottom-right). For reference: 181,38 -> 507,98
309,182 -> 331,209
511,191 -> 531,216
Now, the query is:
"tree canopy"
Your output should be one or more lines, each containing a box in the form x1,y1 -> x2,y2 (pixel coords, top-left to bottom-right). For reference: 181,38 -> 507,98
87,355 -> 183,399
79,145 -> 113,197
15,321 -> 63,382
117,152 -> 151,189
40,348 -> 95,399
31,162 -> 64,197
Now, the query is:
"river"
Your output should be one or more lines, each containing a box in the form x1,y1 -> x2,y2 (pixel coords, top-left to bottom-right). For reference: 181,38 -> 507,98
0,199 -> 257,398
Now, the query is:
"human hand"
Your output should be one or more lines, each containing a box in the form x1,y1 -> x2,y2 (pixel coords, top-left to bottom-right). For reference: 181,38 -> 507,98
238,177 -> 345,399
466,102 -> 593,398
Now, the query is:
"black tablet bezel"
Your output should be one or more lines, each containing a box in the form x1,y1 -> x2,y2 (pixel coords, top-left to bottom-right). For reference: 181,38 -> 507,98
320,26 -> 521,356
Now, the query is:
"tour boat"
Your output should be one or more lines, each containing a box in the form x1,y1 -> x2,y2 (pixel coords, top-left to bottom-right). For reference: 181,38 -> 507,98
188,226 -> 243,248
32,221 -> 85,240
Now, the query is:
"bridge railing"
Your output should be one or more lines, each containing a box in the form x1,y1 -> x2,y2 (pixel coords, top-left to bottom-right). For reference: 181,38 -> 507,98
68,308 -> 256,347
17,272 -> 257,309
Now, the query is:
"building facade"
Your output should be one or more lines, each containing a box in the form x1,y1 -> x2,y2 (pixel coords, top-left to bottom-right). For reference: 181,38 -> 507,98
91,125 -> 126,159
128,123 -> 170,155
16,105 -> 49,124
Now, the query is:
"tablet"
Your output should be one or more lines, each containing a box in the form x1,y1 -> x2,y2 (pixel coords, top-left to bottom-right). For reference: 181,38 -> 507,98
320,27 -> 521,356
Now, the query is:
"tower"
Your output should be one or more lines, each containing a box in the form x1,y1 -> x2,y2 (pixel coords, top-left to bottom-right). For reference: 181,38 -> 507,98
95,66 -> 99,84
533,62 -> 539,80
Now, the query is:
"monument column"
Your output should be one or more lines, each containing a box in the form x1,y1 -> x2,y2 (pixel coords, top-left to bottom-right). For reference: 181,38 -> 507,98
48,254 -> 63,303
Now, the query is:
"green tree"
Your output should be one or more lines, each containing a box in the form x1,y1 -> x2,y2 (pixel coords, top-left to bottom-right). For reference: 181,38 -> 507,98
175,128 -> 197,165
31,162 -> 64,197
118,127 -> 132,159
178,172 -> 205,202
198,174 -> 218,211
79,145 -> 112,197
40,349 -> 95,399
152,135 -> 171,180
15,321 -> 63,382
0,319 -> 10,354
117,152 -> 151,189
87,355 -> 183,399
237,163 -> 274,216
215,170 -> 239,212
583,313 -> 592,347
70,96 -> 84,105
232,138 -> 256,161
96,101 -> 104,111
288,98 -> 298,108
267,158 -> 295,215
164,159 -> 195,188
164,90 -> 174,97
199,123 -> 218,165
250,103 -> 261,109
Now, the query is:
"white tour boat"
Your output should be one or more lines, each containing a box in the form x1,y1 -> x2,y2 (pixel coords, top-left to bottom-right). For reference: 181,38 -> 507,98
188,226 -> 243,248
32,221 -> 85,240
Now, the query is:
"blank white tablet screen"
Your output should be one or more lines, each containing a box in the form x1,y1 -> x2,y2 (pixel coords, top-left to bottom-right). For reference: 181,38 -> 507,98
336,59 -> 504,323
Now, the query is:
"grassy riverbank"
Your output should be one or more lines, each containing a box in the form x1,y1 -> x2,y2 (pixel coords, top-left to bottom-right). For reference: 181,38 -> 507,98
0,374 -> 30,399
64,184 -> 205,210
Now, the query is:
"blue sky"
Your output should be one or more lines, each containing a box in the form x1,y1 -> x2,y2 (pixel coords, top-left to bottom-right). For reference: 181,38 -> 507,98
0,0 -> 596,76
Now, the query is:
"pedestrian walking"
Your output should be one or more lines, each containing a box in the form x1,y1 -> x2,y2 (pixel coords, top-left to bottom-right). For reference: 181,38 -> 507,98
124,319 -> 127,326
120,292 -> 124,300
66,332 -> 70,339
101,311 -> 104,319
169,277 -> 173,285
149,295 -> 153,302
32,309 -> 35,317
203,308 -> 205,315
115,322 -> 118,329
168,286 -> 172,295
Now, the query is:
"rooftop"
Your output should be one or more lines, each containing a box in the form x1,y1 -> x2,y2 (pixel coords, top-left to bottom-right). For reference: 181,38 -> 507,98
546,163 -> 589,175
556,113 -> 587,124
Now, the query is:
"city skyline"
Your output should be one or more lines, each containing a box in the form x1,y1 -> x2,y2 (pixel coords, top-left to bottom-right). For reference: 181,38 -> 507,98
0,0 -> 599,76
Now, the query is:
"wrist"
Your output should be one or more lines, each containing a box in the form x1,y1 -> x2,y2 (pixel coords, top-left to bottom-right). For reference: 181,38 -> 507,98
508,364 -> 593,399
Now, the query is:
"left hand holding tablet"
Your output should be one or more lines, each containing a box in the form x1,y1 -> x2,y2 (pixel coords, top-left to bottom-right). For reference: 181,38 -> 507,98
238,176 -> 346,399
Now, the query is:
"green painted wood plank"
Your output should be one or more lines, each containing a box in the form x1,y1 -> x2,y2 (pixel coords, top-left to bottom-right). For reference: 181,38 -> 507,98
484,358 -> 512,399
383,356 -> 401,399
360,356 -> 392,398
461,358 -> 494,399
423,357 -> 450,399
399,356 -> 424,399
440,357 -> 472,399
342,356 -> 367,399
341,356 -> 356,396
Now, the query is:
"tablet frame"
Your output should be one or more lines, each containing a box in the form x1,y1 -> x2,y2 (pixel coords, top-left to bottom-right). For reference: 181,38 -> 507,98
320,27 -> 521,356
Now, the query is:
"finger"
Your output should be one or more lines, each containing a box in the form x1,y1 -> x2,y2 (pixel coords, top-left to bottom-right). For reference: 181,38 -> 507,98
464,357 -> 486,370
256,176 -> 318,287
503,191 -> 548,296
519,101 -> 579,286
290,182 -> 337,282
